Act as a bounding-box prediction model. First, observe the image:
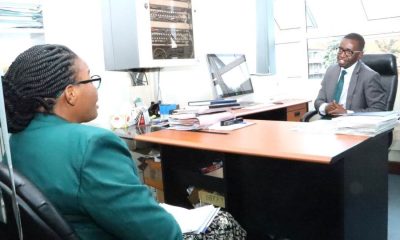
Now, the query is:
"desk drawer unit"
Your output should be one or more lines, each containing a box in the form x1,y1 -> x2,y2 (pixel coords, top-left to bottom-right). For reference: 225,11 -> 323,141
286,103 -> 307,121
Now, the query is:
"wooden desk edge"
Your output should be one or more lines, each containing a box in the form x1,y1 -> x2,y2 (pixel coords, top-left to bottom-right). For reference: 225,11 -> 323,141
233,99 -> 311,117
134,132 -> 337,165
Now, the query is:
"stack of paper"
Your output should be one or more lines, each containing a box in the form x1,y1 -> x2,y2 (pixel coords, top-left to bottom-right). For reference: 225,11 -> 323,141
168,111 -> 235,130
173,105 -> 236,115
333,111 -> 400,136
160,203 -> 220,234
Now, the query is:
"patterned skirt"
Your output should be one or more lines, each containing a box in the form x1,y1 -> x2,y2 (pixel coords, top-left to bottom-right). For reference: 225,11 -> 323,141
183,210 -> 247,240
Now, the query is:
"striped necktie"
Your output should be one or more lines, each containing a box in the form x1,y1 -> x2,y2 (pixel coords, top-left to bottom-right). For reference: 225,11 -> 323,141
334,70 -> 347,103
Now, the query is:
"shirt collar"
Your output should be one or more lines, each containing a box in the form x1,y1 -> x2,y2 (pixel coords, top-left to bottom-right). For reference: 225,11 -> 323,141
25,113 -> 69,131
341,60 -> 358,76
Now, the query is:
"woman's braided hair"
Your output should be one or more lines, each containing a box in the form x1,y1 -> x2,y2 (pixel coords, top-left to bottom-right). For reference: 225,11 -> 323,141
2,44 -> 78,133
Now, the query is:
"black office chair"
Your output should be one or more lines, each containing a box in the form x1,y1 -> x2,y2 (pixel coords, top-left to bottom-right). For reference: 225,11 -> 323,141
301,53 -> 398,122
0,163 -> 79,240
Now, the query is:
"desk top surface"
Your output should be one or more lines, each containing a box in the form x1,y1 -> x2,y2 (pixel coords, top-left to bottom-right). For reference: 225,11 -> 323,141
134,120 -> 368,164
233,98 -> 309,117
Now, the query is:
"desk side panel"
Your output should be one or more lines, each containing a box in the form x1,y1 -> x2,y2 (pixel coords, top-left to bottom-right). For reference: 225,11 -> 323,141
226,155 -> 342,240
343,132 -> 388,240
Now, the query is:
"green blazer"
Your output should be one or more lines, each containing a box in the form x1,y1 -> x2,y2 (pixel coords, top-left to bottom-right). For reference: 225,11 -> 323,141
10,114 -> 182,240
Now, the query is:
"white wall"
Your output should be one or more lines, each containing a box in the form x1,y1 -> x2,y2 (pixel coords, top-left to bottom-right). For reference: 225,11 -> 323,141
41,0 -> 319,128
42,0 -> 134,127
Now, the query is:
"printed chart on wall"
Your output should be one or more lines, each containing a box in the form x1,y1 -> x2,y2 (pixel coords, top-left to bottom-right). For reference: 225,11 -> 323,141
149,0 -> 195,59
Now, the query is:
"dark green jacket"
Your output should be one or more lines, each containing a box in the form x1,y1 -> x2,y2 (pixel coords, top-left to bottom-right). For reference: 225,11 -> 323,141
10,113 -> 182,240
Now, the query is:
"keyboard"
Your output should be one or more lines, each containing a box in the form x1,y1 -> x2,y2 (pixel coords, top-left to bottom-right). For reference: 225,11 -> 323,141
238,101 -> 257,107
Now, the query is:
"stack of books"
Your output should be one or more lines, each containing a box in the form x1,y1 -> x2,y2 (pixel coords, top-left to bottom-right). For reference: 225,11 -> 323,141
188,99 -> 240,108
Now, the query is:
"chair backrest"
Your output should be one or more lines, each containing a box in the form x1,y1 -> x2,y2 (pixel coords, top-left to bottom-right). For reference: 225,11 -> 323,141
361,53 -> 398,111
0,163 -> 79,240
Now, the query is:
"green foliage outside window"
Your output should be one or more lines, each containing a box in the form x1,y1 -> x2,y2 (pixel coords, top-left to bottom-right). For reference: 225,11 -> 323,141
323,40 -> 339,68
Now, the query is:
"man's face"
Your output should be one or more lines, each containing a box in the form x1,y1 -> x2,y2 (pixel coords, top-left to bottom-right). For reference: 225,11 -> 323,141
336,38 -> 363,69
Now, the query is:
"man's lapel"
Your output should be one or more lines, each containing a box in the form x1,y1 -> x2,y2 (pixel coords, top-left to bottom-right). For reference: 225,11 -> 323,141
346,61 -> 361,109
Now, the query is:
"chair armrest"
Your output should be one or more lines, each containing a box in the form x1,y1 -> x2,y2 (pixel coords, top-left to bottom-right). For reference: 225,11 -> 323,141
301,110 -> 319,122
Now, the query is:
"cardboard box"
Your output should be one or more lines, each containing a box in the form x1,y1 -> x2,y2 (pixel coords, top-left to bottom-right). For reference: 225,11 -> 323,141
198,189 -> 225,208
148,187 -> 165,203
143,160 -> 163,190
156,189 -> 165,203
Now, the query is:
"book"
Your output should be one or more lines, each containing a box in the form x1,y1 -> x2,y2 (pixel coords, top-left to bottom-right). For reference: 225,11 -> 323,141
188,99 -> 237,106
205,167 -> 224,178
198,190 -> 225,208
200,161 -> 223,174
159,203 -> 220,234
208,102 -> 240,108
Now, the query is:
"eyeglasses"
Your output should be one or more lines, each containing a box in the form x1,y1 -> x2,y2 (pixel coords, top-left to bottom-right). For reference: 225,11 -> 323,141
73,75 -> 101,89
337,47 -> 362,57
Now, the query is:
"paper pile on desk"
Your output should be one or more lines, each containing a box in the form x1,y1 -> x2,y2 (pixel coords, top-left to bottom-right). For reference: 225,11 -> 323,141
173,105 -> 235,115
160,203 -> 220,234
168,111 -> 234,130
332,111 -> 400,136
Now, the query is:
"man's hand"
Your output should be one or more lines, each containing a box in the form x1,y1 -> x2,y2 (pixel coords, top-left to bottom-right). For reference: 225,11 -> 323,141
325,101 -> 347,116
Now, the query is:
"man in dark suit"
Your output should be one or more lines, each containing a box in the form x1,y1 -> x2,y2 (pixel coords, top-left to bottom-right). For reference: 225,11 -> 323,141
314,33 -> 387,116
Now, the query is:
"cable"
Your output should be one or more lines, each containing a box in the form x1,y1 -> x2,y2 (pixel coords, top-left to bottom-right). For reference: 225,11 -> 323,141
0,80 -> 23,240
156,69 -> 162,102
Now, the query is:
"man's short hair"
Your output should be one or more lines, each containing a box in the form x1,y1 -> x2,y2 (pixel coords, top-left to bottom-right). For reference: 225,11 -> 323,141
344,33 -> 365,51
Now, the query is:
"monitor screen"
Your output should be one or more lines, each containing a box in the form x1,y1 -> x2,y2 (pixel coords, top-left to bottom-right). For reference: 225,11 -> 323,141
206,53 -> 254,98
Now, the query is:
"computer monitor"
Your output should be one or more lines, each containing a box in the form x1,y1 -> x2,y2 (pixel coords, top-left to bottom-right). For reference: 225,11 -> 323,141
206,53 -> 254,99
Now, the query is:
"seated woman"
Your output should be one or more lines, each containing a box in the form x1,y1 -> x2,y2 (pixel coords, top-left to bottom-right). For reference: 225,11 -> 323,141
2,44 -> 246,240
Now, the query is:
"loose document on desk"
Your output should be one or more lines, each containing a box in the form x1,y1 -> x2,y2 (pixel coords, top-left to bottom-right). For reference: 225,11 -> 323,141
208,121 -> 255,131
160,203 -> 220,234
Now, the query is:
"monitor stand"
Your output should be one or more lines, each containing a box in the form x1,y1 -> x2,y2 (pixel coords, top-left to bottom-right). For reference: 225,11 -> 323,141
225,94 -> 275,108
225,93 -> 257,107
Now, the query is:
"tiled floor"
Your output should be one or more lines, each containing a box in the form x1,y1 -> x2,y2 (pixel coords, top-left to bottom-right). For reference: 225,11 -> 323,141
389,174 -> 400,240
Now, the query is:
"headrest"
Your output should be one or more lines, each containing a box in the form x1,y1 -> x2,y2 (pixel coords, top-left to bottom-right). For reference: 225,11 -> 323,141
361,54 -> 397,76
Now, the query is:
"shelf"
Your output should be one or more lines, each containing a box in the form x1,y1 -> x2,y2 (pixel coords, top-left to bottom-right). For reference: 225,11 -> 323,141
0,28 -> 44,34
169,168 -> 225,194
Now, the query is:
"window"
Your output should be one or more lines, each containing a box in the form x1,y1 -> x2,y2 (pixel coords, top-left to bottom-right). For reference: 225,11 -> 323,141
273,0 -> 400,80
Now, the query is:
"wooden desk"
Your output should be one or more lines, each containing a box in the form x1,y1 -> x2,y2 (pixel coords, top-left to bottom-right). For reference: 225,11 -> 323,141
115,99 -> 310,142
233,99 -> 309,122
135,120 -> 388,240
